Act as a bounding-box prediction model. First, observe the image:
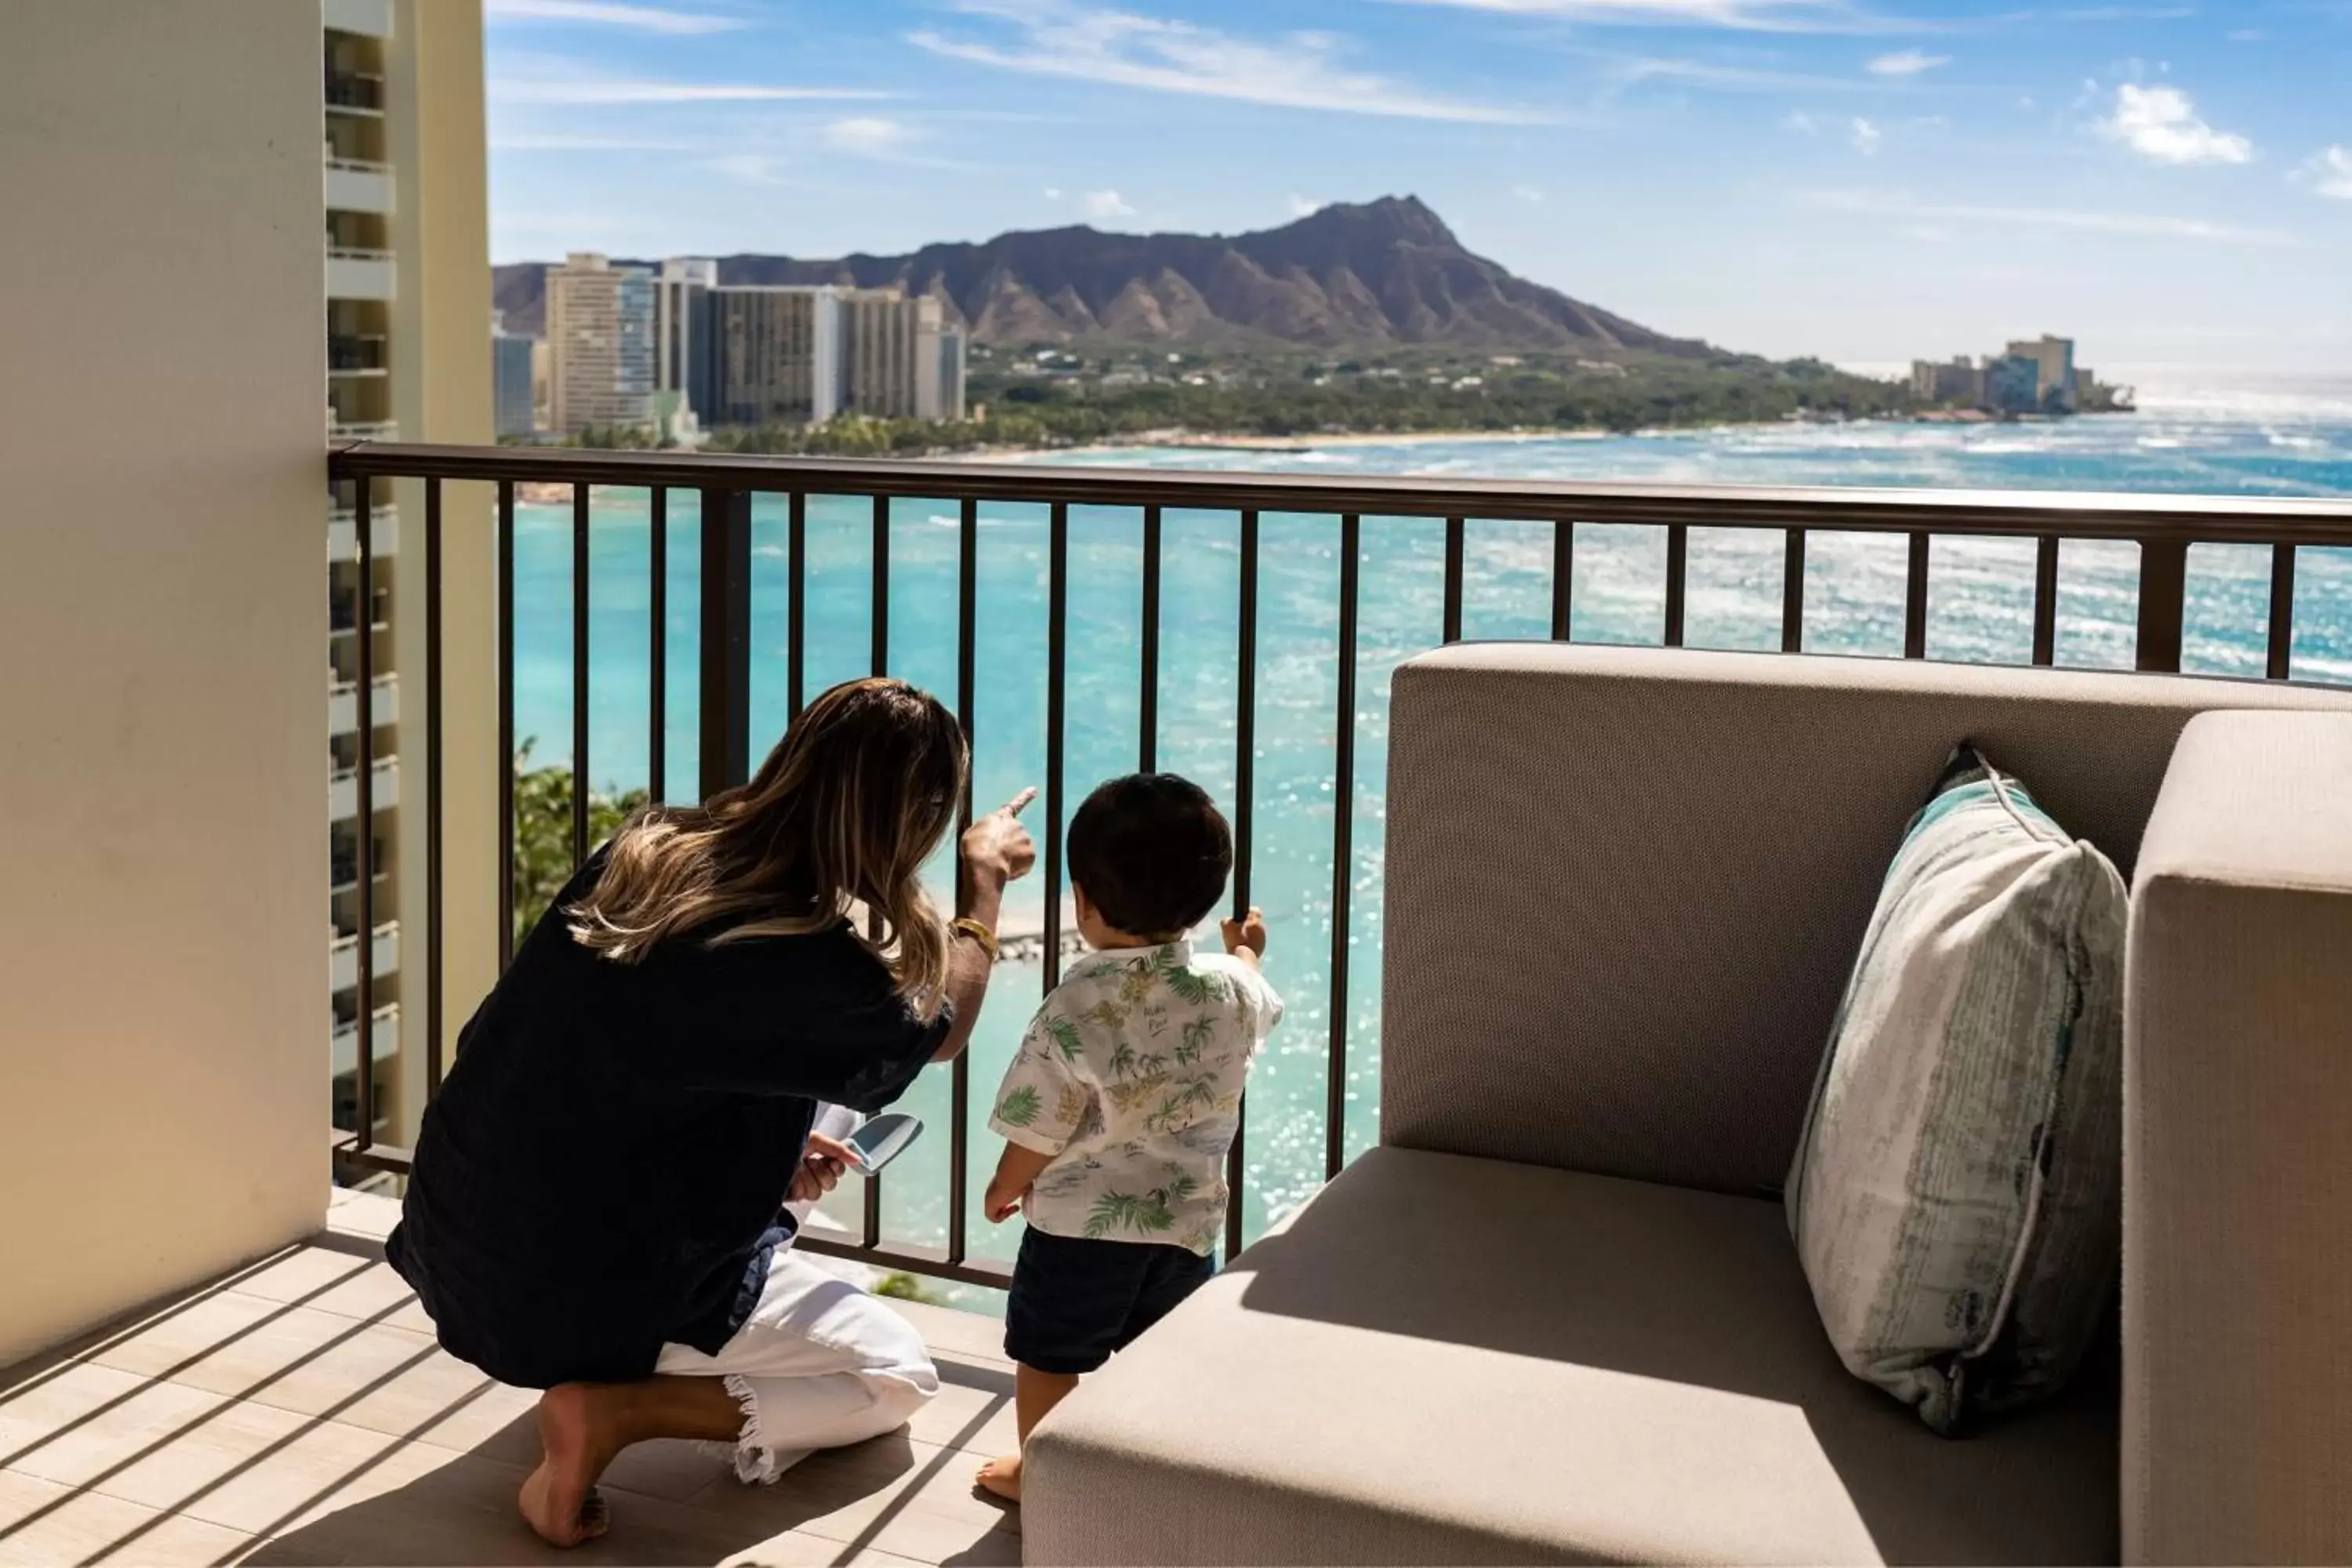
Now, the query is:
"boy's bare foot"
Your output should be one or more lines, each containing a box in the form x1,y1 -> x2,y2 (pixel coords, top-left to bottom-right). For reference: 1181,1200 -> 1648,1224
975,1452 -> 1022,1503
519,1385 -> 616,1546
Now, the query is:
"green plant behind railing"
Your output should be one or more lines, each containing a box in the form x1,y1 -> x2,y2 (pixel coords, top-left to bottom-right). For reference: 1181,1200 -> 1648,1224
511,739 -> 648,949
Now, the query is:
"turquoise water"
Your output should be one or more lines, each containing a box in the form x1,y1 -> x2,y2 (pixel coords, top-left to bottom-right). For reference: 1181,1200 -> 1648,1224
511,384 -> 2352,1305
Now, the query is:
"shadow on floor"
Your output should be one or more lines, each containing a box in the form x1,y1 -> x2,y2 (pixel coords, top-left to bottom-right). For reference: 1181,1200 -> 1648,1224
243,1408 -> 1017,1567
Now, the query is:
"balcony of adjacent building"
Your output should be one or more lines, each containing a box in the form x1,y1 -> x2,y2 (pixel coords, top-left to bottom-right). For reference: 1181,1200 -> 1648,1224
328,920 -> 398,995
328,755 -> 397,821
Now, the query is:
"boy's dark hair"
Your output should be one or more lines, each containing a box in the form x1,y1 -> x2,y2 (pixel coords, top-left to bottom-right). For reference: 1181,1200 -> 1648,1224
1066,773 -> 1232,938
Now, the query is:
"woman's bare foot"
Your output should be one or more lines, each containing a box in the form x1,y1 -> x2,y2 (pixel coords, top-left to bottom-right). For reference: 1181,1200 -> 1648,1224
975,1452 -> 1022,1503
519,1385 -> 619,1547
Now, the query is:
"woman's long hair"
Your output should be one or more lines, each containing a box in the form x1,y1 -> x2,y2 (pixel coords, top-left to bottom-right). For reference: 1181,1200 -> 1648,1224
567,677 -> 966,1018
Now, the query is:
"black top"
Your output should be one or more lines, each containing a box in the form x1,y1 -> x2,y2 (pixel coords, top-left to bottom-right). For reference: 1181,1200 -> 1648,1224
385,851 -> 949,1388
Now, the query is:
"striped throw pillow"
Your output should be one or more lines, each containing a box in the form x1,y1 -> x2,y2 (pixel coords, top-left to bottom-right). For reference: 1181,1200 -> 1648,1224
1786,746 -> 2126,1433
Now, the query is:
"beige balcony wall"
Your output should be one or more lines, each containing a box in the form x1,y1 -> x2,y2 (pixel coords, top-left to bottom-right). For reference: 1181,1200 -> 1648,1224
0,0 -> 325,1364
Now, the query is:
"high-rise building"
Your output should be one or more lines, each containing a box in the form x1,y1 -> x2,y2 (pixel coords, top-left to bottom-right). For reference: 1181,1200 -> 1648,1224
655,257 -> 716,418
491,311 -> 535,437
931,325 -> 969,422
2005,336 -> 2077,412
699,285 -> 844,426
323,0 -> 495,1174
546,252 -> 656,434
1984,354 -> 2042,416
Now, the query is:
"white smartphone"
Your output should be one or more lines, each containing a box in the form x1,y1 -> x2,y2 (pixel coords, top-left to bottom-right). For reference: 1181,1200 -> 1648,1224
840,1112 -> 923,1175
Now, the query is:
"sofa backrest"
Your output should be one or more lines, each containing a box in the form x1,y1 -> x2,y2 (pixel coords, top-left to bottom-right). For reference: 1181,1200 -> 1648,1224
1378,643 -> 2352,1196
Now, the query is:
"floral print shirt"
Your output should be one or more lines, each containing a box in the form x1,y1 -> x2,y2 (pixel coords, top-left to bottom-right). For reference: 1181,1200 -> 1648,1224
987,938 -> 1284,1255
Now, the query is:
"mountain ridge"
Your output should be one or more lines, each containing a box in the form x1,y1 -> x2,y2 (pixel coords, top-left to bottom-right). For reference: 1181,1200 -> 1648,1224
492,196 -> 1719,359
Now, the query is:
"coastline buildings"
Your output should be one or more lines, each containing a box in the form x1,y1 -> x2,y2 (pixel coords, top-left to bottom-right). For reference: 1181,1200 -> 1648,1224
1908,334 -> 2115,416
323,0 -> 495,1174
491,310 -> 535,437
546,252 -> 656,434
684,280 -> 968,428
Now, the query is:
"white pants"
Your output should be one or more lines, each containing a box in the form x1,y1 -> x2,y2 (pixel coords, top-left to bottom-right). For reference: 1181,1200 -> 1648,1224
653,1105 -> 938,1484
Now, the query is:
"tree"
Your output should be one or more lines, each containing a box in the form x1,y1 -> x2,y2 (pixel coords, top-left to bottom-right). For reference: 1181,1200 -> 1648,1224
510,739 -> 650,948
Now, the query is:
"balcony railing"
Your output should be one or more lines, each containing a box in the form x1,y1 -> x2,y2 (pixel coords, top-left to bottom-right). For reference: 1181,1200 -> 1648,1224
325,441 -> 2352,1288
328,333 -> 387,372
325,69 -> 384,113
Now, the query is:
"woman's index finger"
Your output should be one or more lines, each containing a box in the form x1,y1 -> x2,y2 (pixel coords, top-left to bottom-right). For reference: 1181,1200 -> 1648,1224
1000,786 -> 1039,818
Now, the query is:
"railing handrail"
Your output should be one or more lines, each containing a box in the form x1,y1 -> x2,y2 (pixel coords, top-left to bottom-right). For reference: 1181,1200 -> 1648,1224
324,155 -> 390,173
330,440 -> 2352,546
326,246 -> 394,260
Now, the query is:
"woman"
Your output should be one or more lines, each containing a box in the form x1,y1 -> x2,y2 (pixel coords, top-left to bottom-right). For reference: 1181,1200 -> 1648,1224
386,677 -> 1036,1547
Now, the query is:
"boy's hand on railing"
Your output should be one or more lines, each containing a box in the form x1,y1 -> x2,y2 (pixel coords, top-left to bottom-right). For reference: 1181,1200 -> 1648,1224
1221,906 -> 1268,964
962,787 -> 1039,888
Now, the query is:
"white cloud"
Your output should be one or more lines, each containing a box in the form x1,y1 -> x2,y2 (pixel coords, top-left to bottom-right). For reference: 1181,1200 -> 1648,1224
1083,189 -> 1138,220
2097,83 -> 2252,165
1867,50 -> 1947,76
909,0 -> 1555,123
710,154 -> 788,184
491,131 -> 697,151
1287,194 -> 1321,216
1615,57 -> 1878,92
494,74 -> 887,105
822,117 -> 915,154
484,0 -> 746,33
1044,186 -> 1063,199
2228,29 -> 2265,42
1849,117 -> 1882,154
1377,0 -> 1880,29
1803,188 -> 2292,245
1783,110 -> 1820,134
2300,147 -> 2352,200
1512,184 -> 1545,202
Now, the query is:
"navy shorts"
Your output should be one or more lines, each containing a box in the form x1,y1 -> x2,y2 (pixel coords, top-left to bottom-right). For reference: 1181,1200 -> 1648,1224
1004,1225 -> 1214,1375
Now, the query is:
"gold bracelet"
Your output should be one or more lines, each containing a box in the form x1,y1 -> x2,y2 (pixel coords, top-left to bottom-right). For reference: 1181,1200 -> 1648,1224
951,917 -> 1000,964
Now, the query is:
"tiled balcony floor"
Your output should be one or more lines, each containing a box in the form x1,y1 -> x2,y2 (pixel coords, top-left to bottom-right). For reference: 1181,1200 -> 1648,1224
0,1193 -> 1022,1566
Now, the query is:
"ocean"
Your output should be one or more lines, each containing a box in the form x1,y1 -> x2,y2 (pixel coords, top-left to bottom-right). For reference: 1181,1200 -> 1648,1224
509,370 -> 2352,1306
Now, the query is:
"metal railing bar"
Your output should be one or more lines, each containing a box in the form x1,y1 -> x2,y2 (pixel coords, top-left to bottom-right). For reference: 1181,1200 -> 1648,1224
792,1232 -> 1014,1291
1327,513 -> 1359,1183
351,474 -> 376,1151
1044,501 -> 1069,995
1552,520 -> 1572,641
329,445 -> 2352,545
866,493 -> 889,1254
699,489 -> 751,792
497,481 -> 515,970
2268,543 -> 2299,681
1663,522 -> 1688,649
2136,538 -> 2190,673
949,496 -> 978,1268
424,477 -> 443,1098
2032,535 -> 2060,667
648,488 -> 666,804
1141,505 -> 1161,772
871,493 -> 890,681
1782,528 -> 1807,654
1443,516 -> 1465,644
1228,508 -> 1259,1261
788,491 -> 808,720
1904,531 -> 1930,660
570,484 -> 590,870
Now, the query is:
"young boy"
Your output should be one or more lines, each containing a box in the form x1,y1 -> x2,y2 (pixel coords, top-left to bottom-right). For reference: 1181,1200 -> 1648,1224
975,773 -> 1280,1503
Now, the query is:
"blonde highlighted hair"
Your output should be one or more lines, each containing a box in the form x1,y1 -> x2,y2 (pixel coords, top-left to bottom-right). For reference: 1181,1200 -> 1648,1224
567,677 -> 966,1018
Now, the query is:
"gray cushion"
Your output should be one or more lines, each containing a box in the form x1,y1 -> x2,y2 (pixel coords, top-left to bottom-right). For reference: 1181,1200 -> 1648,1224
1379,644 -> 2352,1195
1024,1145 -> 2118,1566
1788,749 -> 2127,1431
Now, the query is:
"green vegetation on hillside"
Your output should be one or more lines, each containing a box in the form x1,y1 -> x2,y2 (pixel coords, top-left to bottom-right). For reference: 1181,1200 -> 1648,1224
511,741 -> 647,947
564,346 -> 1915,457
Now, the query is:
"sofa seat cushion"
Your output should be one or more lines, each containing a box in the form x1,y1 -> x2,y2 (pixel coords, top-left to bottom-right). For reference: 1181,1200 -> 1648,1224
1024,1146 -> 2118,1566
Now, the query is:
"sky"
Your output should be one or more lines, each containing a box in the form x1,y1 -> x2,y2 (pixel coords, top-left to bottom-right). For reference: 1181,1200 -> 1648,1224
484,0 -> 2352,372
